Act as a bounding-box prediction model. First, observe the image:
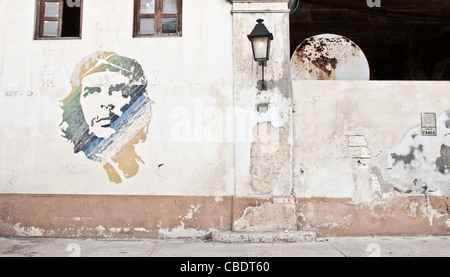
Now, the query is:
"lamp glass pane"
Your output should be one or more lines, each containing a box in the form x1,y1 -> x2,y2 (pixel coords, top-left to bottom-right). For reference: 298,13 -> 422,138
252,37 -> 269,60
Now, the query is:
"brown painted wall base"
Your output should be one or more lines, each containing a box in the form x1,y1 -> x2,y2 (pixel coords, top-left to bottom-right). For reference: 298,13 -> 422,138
0,194 -> 232,238
297,197 -> 450,236
0,194 -> 449,238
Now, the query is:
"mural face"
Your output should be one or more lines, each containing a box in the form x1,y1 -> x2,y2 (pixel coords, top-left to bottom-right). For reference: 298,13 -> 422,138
80,71 -> 131,138
60,51 -> 152,183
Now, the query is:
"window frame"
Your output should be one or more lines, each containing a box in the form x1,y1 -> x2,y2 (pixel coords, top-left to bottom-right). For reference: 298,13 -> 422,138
133,0 -> 182,38
35,0 -> 83,40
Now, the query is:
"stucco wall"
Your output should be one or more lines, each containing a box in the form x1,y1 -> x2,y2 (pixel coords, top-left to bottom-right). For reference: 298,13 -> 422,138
292,80 -> 450,235
231,1 -> 293,197
293,81 -> 450,200
0,0 -> 235,196
1,0 -> 449,238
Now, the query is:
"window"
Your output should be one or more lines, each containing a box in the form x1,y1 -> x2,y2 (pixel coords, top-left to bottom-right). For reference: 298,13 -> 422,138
134,0 -> 182,37
35,0 -> 83,39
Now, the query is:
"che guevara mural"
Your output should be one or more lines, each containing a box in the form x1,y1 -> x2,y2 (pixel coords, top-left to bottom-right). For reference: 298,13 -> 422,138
60,51 -> 152,183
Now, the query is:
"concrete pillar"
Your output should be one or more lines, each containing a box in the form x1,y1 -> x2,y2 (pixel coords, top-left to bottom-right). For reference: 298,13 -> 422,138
231,0 -> 293,201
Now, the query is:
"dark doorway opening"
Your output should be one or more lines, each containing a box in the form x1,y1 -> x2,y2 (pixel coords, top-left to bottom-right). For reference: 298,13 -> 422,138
289,0 -> 450,80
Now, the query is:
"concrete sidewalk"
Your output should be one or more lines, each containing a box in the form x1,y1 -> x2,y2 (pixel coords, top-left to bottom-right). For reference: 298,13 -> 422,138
1,233 -> 449,257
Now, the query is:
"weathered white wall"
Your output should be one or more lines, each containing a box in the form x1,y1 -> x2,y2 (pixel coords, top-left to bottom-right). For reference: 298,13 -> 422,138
293,81 -> 450,203
1,1 -> 449,237
0,0 -> 235,195
231,1 -> 293,197
2,0 -> 445,206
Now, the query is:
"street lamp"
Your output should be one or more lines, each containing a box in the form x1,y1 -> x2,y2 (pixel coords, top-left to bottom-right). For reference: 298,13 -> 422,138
247,19 -> 273,90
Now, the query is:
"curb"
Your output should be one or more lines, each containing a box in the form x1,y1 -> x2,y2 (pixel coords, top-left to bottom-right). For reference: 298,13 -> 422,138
210,231 -> 317,243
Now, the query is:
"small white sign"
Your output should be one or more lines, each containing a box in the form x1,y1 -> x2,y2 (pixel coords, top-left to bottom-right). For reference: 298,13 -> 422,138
421,113 -> 437,136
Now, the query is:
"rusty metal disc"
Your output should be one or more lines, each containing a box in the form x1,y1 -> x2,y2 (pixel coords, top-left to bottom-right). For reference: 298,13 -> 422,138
291,34 -> 370,80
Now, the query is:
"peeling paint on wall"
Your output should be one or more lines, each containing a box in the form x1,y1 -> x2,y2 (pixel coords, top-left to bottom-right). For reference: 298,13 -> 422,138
11,223 -> 44,237
157,221 -> 212,239
386,110 -> 450,195
248,87 -> 293,195
297,196 -> 450,236
348,135 -> 371,169
255,88 -> 291,128
292,81 -> 450,213
250,122 -> 291,194
231,2 -> 293,197
157,203 -> 216,239
60,51 -> 152,183
234,196 -> 297,232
